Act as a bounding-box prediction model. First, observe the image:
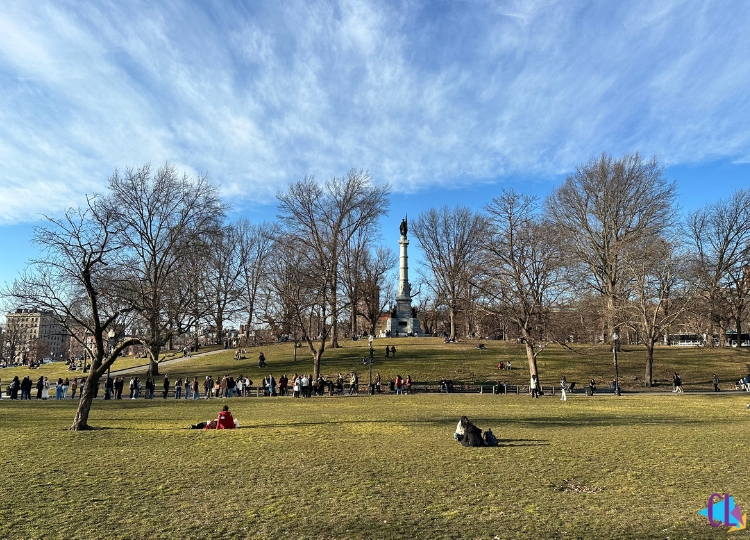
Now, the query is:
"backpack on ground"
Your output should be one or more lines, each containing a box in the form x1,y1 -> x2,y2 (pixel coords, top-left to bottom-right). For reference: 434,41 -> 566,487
483,429 -> 499,447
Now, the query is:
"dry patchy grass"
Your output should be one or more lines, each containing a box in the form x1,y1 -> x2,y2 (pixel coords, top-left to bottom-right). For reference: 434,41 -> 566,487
1,392 -> 749,539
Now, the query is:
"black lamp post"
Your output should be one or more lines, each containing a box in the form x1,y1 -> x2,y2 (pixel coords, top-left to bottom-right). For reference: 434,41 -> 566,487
612,332 -> 621,396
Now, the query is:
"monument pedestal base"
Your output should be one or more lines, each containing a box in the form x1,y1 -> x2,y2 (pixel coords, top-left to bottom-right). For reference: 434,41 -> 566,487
386,315 -> 422,337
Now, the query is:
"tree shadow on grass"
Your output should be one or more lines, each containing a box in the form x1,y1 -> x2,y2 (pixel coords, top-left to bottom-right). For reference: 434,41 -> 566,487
496,439 -> 549,447
487,414 -> 721,428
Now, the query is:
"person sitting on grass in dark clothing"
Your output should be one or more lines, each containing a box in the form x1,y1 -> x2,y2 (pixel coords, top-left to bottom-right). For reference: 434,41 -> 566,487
458,416 -> 485,447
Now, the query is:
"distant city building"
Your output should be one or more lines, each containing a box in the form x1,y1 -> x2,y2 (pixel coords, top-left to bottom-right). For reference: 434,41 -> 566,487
4,309 -> 69,363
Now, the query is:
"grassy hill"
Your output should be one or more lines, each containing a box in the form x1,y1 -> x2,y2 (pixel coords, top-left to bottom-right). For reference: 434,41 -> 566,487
3,338 -> 749,392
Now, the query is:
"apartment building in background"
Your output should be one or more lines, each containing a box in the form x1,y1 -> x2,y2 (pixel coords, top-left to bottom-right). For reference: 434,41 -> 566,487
4,309 -> 69,363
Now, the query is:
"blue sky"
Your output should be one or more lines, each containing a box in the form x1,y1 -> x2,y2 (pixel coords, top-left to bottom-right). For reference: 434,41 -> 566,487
1,0 -> 749,292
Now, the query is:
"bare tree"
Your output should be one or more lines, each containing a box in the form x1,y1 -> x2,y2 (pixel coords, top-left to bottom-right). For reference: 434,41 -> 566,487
477,189 -> 565,383
237,219 -> 275,342
340,226 -> 396,337
411,206 -> 487,340
203,224 -> 244,346
267,235 -> 329,374
622,237 -> 694,386
547,152 -> 677,344
359,246 -> 397,336
1,317 -> 23,365
106,163 -> 224,374
686,189 -> 750,346
166,234 -> 212,352
2,199 -> 140,429
276,170 -> 389,356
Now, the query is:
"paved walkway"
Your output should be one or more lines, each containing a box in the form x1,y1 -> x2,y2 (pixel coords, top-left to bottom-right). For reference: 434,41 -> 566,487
109,348 -> 227,376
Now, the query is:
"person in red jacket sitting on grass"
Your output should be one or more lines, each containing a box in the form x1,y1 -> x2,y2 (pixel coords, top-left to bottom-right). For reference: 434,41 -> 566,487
216,405 -> 235,429
201,405 -> 236,430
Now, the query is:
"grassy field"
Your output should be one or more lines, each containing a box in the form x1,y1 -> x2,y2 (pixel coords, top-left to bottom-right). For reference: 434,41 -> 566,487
1,391 -> 749,539
3,338 -> 749,393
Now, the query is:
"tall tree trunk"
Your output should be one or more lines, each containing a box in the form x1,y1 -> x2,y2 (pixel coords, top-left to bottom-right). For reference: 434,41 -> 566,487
449,306 -> 456,340
525,341 -> 539,382
645,341 -> 655,387
330,279 -> 340,348
148,344 -> 160,376
313,349 -> 321,380
736,319 -> 743,347
606,290 -> 616,344
216,315 -> 224,347
351,282 -> 358,338
245,314 -> 253,340
70,373 -> 101,430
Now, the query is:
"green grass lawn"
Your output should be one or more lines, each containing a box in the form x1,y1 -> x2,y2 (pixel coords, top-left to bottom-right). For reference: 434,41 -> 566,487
1,392 -> 748,539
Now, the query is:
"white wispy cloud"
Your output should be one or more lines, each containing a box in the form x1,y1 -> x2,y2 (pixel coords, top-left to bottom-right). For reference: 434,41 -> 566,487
0,0 -> 748,224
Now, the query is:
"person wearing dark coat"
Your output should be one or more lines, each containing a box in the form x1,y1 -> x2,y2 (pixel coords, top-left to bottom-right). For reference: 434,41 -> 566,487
36,376 -> 44,399
460,420 -> 485,447
23,376 -> 33,399
9,376 -> 20,399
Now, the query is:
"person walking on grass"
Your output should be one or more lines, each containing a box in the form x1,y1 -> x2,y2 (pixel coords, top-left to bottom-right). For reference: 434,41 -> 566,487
673,372 -> 683,393
712,373 -> 720,392
560,376 -> 568,401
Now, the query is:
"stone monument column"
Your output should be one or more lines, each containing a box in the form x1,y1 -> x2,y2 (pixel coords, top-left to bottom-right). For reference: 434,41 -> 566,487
395,232 -> 411,313
386,217 -> 421,337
